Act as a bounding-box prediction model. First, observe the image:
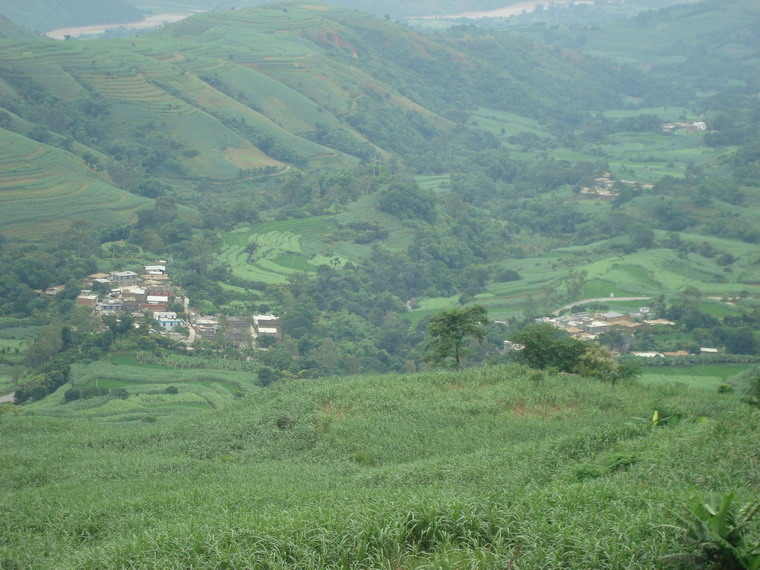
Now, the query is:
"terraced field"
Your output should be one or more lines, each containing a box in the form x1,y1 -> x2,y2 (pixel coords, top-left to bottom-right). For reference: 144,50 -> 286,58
222,221 -> 338,283
0,131 -> 148,240
25,358 -> 258,422
408,236 -> 760,322
221,197 -> 421,284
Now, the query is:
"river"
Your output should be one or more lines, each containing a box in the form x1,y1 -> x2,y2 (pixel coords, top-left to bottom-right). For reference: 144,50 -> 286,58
45,12 -> 202,40
417,0 -> 595,20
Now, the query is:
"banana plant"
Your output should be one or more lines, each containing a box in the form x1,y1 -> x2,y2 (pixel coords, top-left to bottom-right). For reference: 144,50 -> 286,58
662,492 -> 760,569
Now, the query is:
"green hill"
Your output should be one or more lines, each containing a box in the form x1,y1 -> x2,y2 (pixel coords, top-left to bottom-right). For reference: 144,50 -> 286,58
2,364 -> 757,567
0,3 -> 662,240
513,0 -> 760,93
0,129 -> 149,240
0,15 -> 41,40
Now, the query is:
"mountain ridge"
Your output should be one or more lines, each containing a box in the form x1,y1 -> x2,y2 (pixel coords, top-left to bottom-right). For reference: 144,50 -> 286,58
0,3 -> 664,238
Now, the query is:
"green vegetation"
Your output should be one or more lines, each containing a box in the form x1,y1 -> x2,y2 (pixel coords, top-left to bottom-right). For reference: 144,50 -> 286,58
0,1 -> 758,382
424,304 -> 488,369
663,492 -> 760,569
2,2 -> 760,566
2,364 -> 759,567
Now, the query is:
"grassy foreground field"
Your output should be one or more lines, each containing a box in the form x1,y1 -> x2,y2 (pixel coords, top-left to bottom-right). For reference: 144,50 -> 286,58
2,364 -> 758,567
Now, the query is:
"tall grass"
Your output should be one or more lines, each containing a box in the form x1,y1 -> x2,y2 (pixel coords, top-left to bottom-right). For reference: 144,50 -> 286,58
1,364 -> 757,567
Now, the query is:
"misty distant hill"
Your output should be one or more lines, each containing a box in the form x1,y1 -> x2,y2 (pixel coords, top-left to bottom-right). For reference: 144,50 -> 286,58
0,0 -> 702,33
511,0 -> 760,93
0,0 -> 141,33
0,15 -> 40,39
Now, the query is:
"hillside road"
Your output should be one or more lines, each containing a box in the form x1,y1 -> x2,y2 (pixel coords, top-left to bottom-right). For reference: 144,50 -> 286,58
552,297 -> 651,316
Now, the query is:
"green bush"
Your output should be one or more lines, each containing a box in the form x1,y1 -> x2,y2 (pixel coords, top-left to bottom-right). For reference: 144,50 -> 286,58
64,387 -> 80,402
78,385 -> 109,400
662,492 -> 760,569
112,388 -> 129,399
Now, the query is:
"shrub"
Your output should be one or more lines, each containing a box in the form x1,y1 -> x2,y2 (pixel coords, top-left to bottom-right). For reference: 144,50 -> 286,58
743,374 -> 760,408
164,385 -> 179,394
112,388 -> 129,399
662,492 -> 760,569
64,388 -> 80,402
79,385 -> 108,400
493,268 -> 521,282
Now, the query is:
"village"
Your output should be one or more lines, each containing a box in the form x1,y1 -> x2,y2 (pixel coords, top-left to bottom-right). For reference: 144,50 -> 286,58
577,171 -> 653,201
40,262 -> 723,360
507,306 -> 720,358
66,264 -> 282,349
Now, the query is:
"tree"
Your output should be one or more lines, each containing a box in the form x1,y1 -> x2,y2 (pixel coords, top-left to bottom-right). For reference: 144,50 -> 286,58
563,269 -> 587,302
509,323 -> 586,372
678,285 -> 703,309
744,373 -> 760,408
724,327 -> 758,355
572,344 -> 641,383
424,305 -> 488,369
25,321 -> 64,369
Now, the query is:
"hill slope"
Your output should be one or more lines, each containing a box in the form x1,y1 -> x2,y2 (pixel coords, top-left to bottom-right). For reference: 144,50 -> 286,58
0,3 -> 662,239
513,0 -> 760,92
0,130 -> 148,239
0,15 -> 41,40
2,364 -> 758,567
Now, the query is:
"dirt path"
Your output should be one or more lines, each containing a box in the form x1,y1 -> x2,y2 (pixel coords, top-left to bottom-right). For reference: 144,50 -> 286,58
0,392 -> 16,405
418,0 -> 593,20
269,164 -> 292,177
552,297 -> 651,316
182,296 -> 197,344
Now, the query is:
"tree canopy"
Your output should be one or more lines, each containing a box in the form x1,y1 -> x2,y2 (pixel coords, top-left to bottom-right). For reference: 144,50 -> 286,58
509,323 -> 587,372
425,305 -> 489,369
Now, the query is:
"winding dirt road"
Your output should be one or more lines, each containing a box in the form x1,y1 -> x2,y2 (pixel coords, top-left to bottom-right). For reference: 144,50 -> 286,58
552,297 -> 651,316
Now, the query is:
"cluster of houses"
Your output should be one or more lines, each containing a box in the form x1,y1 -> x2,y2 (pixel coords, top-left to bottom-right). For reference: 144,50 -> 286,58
76,265 -> 176,319
503,307 -> 719,357
71,265 -> 282,348
504,307 -> 674,354
578,171 -> 652,201
661,120 -> 707,133
192,314 -> 283,348
533,307 -> 673,341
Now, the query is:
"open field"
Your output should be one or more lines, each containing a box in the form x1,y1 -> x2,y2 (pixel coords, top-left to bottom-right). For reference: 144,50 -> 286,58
640,362 -> 753,392
1,364 -> 757,567
642,363 -> 754,392
222,194 -> 417,284
21,356 -> 260,422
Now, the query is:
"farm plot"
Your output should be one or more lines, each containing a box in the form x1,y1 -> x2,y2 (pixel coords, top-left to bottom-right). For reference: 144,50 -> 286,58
223,230 -> 311,283
638,373 -> 726,391
25,359 -> 255,421
0,132 -> 148,240
470,106 -> 556,142
578,250 -> 750,297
